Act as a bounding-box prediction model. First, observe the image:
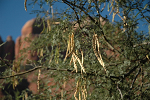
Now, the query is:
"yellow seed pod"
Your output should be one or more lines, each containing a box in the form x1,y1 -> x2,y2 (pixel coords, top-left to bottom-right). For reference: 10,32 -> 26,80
146,55 -> 149,60
13,78 -> 18,89
40,48 -> 44,57
24,0 -> 27,11
47,18 -> 51,32
92,34 -> 106,72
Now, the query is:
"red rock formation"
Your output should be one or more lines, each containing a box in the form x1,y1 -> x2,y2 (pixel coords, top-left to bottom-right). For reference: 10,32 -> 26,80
0,36 -> 15,98
0,37 -> 4,98
0,36 -> 3,58
13,18 -> 45,96
15,18 -> 44,65
3,36 -> 15,61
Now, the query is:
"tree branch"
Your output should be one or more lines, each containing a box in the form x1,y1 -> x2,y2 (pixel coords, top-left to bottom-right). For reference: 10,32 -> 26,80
0,56 -> 148,81
130,68 -> 141,89
62,0 -> 121,55
0,65 -> 116,80
137,8 -> 150,23
0,66 -> 43,79
117,83 -> 123,100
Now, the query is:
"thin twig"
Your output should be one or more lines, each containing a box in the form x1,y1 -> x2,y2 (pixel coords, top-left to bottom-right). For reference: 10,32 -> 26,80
0,66 -> 43,79
130,68 -> 141,89
137,8 -> 150,23
0,42 -> 6,47
101,3 -> 106,12
117,83 -> 123,100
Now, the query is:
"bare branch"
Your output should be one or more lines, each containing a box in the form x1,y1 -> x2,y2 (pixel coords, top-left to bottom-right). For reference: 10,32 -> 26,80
130,68 -> 141,89
117,83 -> 123,99
0,66 -> 43,79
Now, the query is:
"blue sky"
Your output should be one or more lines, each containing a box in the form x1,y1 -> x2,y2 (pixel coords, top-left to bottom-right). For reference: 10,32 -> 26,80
0,0 -> 149,42
0,0 -> 38,42
0,0 -> 69,42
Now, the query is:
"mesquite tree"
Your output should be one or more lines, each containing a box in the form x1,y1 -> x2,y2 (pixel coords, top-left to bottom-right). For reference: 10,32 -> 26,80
0,0 -> 150,99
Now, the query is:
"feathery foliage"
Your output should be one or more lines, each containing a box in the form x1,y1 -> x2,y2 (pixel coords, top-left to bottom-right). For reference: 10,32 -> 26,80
0,0 -> 150,99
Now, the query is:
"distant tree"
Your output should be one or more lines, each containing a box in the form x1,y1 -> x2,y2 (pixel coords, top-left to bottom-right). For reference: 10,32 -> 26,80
0,0 -> 150,99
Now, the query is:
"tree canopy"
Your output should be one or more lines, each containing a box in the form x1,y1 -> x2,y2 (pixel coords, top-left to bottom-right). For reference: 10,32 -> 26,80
0,0 -> 150,99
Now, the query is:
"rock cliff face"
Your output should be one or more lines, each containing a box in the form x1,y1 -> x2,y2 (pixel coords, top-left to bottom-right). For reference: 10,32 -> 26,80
0,36 -> 3,58
3,36 -> 15,61
15,18 -> 44,65
10,18 -> 45,96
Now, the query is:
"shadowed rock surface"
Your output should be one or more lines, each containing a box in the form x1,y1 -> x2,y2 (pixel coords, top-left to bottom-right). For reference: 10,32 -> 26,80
3,36 -> 15,62
0,36 -> 3,58
0,36 -> 5,74
2,79 -> 32,100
